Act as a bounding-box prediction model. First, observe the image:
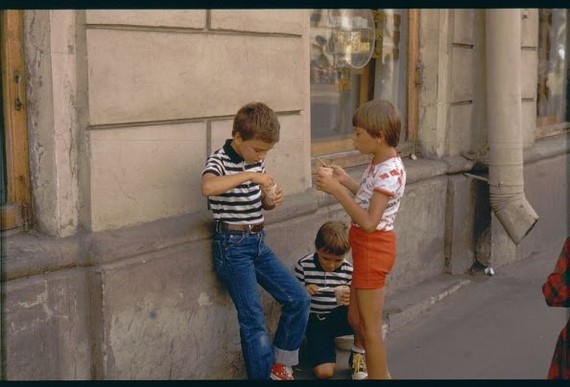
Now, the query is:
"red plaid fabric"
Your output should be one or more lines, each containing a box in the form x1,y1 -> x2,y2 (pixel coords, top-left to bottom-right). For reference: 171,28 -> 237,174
542,237 -> 570,379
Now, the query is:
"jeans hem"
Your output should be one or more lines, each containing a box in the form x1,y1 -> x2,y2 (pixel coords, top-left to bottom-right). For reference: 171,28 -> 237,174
273,346 -> 299,366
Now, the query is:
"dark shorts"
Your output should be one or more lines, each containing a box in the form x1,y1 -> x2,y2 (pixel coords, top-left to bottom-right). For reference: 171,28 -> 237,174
305,306 -> 354,367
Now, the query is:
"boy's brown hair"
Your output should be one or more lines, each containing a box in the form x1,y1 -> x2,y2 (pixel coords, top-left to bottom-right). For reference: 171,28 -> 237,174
352,99 -> 401,147
314,220 -> 351,256
232,102 -> 280,143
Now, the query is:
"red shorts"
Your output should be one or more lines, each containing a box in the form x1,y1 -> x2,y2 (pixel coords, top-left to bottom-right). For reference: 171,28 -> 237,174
349,225 -> 396,289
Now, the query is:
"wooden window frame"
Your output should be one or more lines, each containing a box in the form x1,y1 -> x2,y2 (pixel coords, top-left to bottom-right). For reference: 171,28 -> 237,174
1,10 -> 31,231
406,9 -> 419,144
310,9 -> 419,172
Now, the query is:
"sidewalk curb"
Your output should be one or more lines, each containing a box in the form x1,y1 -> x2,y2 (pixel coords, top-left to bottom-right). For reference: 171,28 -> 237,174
335,275 -> 472,351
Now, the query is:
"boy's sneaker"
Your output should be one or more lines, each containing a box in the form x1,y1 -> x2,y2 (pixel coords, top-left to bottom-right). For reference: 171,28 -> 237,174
270,363 -> 294,380
349,351 -> 368,380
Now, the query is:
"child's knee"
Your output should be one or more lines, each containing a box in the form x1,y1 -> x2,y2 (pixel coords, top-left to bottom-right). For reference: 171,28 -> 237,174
313,364 -> 335,379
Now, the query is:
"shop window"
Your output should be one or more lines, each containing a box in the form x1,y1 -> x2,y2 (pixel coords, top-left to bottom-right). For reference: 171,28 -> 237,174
1,10 -> 31,231
309,9 -> 418,169
536,9 -> 570,138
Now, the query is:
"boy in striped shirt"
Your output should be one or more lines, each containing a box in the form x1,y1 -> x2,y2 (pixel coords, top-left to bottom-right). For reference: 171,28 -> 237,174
294,220 -> 367,380
201,102 -> 310,380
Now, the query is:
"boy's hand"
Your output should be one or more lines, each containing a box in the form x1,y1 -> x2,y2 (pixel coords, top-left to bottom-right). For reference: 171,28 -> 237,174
256,172 -> 285,210
331,164 -> 349,183
250,172 -> 275,188
202,171 -> 275,197
270,186 -> 284,207
317,164 -> 359,195
305,284 -> 319,296
316,167 -> 343,195
261,182 -> 284,210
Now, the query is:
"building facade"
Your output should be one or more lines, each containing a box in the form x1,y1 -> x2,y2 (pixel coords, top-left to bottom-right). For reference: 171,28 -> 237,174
1,9 -> 568,379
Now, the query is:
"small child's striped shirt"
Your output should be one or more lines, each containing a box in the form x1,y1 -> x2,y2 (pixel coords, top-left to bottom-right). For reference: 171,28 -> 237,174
294,252 -> 353,315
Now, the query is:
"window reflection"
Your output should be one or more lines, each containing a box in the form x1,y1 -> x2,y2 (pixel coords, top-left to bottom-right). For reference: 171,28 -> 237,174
537,9 -> 569,125
310,9 -> 406,155
374,10 -> 404,108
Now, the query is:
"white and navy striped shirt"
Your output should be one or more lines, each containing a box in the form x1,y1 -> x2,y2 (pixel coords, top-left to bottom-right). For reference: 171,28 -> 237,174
202,139 -> 265,224
294,252 -> 353,315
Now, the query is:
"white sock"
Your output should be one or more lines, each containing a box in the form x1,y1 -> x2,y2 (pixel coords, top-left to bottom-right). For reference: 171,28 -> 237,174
351,344 -> 365,354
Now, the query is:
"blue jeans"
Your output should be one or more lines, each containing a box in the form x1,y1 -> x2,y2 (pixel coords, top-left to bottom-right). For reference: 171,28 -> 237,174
213,228 -> 310,380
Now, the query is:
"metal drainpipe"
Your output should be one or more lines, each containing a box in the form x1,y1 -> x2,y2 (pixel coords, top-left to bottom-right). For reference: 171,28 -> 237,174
485,9 -> 539,244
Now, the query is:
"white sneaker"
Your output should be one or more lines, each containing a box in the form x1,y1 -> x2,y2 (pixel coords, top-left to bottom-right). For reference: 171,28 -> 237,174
349,351 -> 368,380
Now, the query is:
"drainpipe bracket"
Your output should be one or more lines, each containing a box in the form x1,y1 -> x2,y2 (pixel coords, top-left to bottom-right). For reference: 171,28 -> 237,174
464,172 -> 489,182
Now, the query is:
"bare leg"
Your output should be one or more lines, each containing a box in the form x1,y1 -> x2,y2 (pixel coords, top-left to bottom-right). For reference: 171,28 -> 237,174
348,289 -> 362,338
353,330 -> 365,350
354,287 -> 391,379
348,288 -> 365,351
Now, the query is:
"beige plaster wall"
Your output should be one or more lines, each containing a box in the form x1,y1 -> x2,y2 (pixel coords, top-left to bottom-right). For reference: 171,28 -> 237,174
521,9 -> 539,148
81,10 -> 311,231
24,11 -> 80,238
85,30 -> 305,125
211,10 -> 305,34
418,9 -> 450,158
447,9 -> 484,157
5,270 -> 91,379
419,9 -> 537,158
89,124 -> 207,232
86,10 -> 207,28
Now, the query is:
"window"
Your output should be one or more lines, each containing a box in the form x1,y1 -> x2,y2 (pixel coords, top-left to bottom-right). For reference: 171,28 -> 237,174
537,9 -> 570,138
1,10 -> 31,231
309,9 -> 418,167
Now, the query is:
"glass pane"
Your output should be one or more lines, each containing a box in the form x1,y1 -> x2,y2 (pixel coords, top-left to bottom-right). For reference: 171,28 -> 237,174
374,10 -> 406,116
537,9 -> 569,125
310,9 -> 406,153
310,9 -> 371,144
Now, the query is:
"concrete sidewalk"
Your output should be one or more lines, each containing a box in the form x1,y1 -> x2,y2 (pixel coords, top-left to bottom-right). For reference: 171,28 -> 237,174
293,272 -> 473,379
294,244 -> 567,380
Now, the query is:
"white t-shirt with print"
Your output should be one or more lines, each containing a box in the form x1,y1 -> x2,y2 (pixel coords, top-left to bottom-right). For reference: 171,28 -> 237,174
354,156 -> 406,231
